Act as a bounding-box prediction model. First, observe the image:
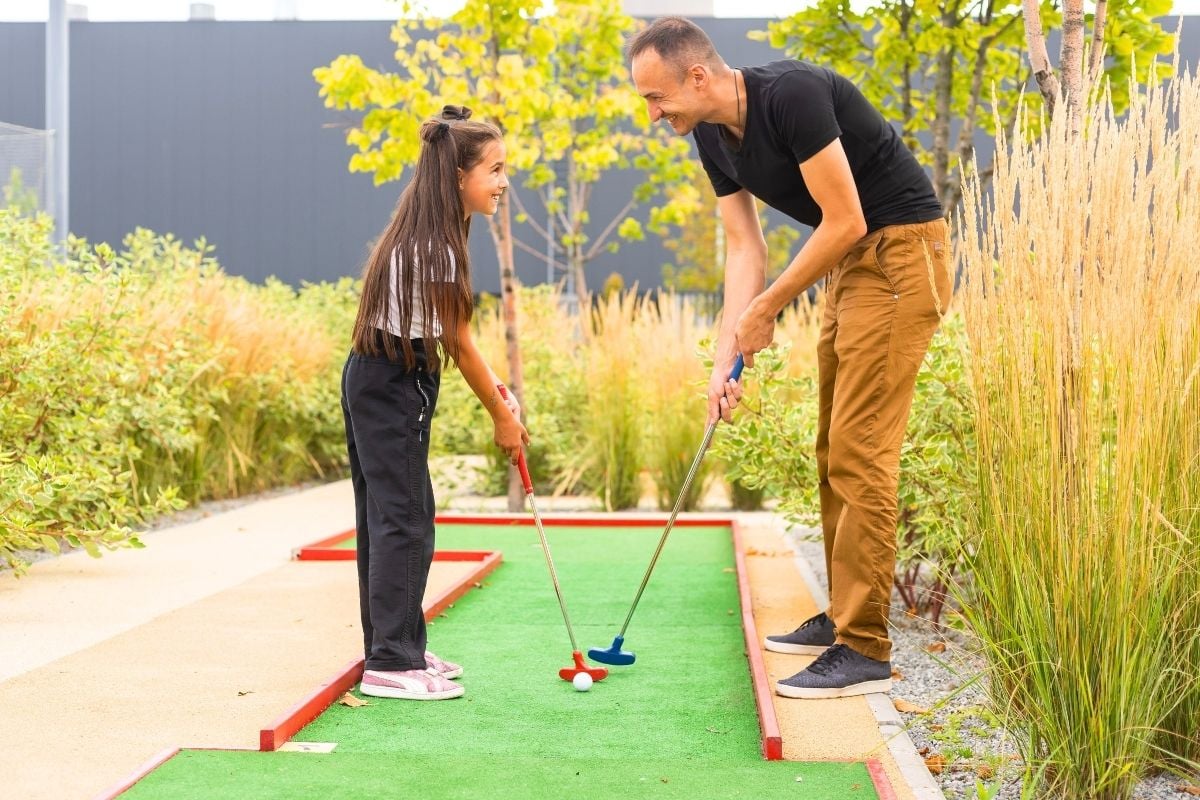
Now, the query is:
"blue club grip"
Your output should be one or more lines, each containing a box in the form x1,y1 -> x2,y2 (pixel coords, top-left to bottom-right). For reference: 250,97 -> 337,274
728,353 -> 745,382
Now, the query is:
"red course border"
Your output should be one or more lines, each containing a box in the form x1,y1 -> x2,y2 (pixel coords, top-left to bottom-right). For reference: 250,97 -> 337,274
294,514 -> 724,560
730,520 -> 784,760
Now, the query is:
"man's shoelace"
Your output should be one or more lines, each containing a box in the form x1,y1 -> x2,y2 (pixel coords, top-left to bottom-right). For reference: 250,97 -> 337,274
807,643 -> 851,676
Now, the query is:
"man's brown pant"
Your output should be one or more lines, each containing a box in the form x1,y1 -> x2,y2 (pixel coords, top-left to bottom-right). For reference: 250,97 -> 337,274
817,218 -> 951,663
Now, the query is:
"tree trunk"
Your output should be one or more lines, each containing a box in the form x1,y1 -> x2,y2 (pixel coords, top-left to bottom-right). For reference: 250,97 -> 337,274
1089,0 -> 1109,85
898,0 -> 918,153
1060,0 -> 1086,129
932,11 -> 955,210
1023,0 -> 1061,116
487,194 -> 527,512
566,158 -> 588,298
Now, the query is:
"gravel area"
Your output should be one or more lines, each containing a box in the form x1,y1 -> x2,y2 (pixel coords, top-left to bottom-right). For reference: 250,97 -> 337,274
785,525 -> 1200,800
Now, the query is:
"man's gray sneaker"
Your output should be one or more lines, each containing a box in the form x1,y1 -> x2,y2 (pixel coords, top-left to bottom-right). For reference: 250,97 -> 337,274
775,643 -> 892,699
764,612 -> 836,655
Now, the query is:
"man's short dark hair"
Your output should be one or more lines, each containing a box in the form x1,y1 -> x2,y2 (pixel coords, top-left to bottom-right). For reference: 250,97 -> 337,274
626,16 -> 720,75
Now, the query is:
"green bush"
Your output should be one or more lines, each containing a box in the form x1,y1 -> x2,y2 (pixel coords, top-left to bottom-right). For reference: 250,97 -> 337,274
0,209 -> 356,574
710,319 -> 975,622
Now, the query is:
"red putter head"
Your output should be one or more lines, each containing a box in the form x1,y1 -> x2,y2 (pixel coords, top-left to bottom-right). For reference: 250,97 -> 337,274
559,650 -> 608,682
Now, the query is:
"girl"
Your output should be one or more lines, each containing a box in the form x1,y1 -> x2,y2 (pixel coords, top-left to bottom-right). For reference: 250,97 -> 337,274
340,105 -> 527,701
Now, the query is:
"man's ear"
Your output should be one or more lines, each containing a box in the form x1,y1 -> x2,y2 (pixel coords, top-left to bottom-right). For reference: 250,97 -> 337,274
688,64 -> 710,90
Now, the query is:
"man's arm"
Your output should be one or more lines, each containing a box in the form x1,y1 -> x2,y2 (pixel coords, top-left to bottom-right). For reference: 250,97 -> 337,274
707,188 -> 767,424
734,139 -> 867,364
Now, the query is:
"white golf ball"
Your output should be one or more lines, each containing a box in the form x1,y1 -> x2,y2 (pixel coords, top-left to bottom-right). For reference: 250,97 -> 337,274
572,672 -> 593,692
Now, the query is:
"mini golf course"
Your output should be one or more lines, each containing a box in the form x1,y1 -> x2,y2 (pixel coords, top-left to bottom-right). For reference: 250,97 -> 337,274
116,518 -> 882,798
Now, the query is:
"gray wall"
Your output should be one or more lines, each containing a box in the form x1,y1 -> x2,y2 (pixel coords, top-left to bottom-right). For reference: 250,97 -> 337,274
1,18 -> 1197,291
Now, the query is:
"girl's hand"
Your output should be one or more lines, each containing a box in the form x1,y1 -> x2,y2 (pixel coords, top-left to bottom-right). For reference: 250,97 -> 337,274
494,413 -> 530,465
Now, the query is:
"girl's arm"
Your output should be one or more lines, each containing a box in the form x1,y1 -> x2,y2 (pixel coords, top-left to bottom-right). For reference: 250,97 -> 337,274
450,319 -> 529,463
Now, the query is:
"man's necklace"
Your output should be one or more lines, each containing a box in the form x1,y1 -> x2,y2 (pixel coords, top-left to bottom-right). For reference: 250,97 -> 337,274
732,69 -> 744,144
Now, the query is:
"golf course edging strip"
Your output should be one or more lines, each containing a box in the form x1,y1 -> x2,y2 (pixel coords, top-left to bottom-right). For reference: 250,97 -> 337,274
433,513 -> 723,528
867,757 -> 900,800
292,513 -> 722,560
731,520 -> 785,760
259,548 -> 502,751
92,746 -> 181,800
292,529 -> 356,560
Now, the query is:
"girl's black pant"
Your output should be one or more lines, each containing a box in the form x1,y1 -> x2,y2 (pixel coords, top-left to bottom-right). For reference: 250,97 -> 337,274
340,336 -> 439,672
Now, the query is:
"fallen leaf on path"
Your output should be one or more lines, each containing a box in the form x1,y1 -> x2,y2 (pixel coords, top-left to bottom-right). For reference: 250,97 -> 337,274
925,641 -> 947,654
891,668 -> 904,681
924,754 -> 947,775
338,692 -> 369,708
893,698 -> 930,714
976,764 -> 994,780
1178,786 -> 1200,796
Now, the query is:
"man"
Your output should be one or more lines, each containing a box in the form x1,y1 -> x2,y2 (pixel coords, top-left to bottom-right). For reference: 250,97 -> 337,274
629,17 -> 951,699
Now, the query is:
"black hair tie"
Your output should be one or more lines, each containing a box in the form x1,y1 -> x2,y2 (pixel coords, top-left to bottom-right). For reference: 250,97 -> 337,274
440,104 -> 473,122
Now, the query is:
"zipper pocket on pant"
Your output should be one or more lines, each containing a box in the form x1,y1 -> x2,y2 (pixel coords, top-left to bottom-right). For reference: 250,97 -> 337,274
414,373 -> 431,442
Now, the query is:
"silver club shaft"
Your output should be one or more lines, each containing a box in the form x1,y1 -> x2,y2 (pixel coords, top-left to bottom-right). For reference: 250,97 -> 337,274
528,493 -> 579,652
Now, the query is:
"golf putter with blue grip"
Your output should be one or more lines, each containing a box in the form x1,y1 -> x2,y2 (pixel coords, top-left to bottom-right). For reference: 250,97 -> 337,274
589,353 -> 745,666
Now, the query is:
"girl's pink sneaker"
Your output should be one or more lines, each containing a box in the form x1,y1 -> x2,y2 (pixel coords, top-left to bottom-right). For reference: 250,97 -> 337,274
425,652 -> 463,679
360,668 -> 464,700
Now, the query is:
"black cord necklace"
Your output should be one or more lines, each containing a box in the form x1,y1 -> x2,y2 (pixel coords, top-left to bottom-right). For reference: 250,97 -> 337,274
733,69 -> 742,133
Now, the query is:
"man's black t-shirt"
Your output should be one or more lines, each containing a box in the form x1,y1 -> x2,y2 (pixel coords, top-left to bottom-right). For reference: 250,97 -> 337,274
693,60 -> 943,231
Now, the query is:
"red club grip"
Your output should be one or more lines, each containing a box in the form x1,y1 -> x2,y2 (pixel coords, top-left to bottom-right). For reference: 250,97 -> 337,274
496,384 -> 532,495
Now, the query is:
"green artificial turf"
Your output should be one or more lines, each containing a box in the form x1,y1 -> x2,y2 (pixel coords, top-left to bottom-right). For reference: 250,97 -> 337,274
123,523 -> 879,799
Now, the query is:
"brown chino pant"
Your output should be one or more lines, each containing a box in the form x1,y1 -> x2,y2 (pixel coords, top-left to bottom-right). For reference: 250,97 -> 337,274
816,218 -> 952,663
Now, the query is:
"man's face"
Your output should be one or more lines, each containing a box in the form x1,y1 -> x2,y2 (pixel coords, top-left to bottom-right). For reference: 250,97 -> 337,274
631,50 -> 703,137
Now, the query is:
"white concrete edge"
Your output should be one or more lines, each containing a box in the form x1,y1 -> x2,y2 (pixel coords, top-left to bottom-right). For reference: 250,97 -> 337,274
867,693 -> 947,800
782,522 -> 946,800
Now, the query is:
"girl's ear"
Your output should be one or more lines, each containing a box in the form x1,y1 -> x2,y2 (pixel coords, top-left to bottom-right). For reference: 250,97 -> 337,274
456,167 -> 465,189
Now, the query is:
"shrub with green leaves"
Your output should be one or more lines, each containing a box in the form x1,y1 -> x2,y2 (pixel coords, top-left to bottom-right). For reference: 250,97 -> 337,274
0,209 -> 356,574
711,318 -> 975,622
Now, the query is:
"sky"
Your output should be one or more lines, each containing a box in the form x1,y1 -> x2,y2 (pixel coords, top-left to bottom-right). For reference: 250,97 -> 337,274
5,0 -> 1199,20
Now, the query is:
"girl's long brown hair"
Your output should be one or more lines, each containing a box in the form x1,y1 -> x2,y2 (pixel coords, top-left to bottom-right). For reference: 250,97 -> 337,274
351,105 -> 501,369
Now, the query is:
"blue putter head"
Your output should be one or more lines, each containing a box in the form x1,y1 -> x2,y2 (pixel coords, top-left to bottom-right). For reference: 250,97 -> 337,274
587,635 -> 636,666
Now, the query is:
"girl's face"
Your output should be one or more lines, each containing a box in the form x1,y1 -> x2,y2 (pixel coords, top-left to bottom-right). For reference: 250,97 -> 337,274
459,140 -> 508,219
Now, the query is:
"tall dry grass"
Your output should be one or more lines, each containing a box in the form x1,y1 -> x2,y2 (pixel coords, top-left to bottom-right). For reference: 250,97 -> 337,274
959,66 -> 1200,796
463,286 -> 771,509
641,292 -> 712,510
579,289 -> 647,509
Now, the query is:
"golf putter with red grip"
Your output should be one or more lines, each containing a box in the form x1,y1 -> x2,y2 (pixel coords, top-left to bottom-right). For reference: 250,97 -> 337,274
498,384 -> 607,683
588,353 -> 745,666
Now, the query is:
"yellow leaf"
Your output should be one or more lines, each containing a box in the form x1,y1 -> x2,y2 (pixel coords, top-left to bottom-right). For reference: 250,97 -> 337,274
893,698 -> 930,714
338,692 -> 370,708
